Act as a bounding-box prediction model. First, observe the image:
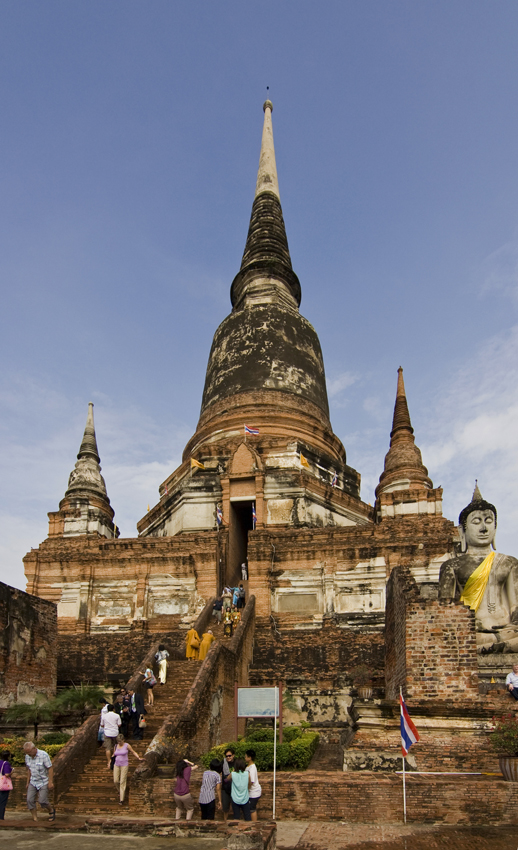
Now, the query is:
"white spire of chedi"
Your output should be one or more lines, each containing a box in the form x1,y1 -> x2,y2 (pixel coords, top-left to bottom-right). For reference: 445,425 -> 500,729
255,100 -> 280,200
66,402 -> 108,498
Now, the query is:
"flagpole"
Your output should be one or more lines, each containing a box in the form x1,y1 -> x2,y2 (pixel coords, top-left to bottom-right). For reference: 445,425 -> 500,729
400,686 -> 407,824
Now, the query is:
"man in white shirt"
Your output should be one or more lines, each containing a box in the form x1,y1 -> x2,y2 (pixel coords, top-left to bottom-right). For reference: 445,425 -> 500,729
245,749 -> 261,822
506,664 -> 518,700
100,703 -> 121,767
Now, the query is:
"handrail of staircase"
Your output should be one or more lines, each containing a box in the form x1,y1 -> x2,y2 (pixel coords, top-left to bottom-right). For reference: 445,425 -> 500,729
134,594 -> 256,779
50,600 -> 216,802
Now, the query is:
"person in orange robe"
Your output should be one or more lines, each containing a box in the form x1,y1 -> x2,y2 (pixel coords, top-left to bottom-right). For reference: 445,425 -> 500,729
186,626 -> 200,661
198,629 -> 215,661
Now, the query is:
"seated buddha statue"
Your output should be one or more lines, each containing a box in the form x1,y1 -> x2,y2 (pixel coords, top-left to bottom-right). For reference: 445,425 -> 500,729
438,485 -> 518,652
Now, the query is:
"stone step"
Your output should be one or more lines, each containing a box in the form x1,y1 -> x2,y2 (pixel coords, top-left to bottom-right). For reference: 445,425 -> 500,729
57,659 -> 199,815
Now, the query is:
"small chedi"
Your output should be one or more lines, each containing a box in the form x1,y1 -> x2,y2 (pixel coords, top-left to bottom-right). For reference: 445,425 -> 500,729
439,484 -> 518,653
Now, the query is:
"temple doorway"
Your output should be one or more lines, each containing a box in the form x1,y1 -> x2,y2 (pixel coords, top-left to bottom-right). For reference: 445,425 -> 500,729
227,499 -> 254,588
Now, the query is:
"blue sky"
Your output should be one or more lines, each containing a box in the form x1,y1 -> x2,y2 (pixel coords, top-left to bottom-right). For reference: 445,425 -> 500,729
2,1 -> 518,590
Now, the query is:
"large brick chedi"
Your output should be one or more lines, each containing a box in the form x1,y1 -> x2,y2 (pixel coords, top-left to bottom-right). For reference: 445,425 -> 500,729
25,102 -> 454,637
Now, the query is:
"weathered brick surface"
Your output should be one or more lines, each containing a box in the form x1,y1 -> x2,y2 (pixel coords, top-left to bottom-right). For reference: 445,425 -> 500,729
385,566 -> 479,701
0,581 -> 57,707
250,616 -> 385,689
100,772 -> 518,825
24,533 -> 221,633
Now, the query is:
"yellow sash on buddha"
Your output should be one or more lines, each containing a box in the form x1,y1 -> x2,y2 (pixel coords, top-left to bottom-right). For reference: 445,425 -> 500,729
460,551 -> 495,612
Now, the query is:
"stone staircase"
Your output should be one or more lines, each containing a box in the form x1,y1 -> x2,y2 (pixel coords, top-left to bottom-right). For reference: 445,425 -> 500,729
57,658 -> 199,815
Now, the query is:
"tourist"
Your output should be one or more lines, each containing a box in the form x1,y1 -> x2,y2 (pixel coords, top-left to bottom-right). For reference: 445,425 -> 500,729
221,747 -> 235,821
24,741 -> 55,822
198,629 -> 215,661
245,749 -> 261,821
232,586 -> 240,607
141,666 -> 157,706
241,562 -> 248,581
155,645 -> 170,684
100,703 -> 122,768
0,749 -> 13,820
231,605 -> 241,627
174,758 -> 198,820
236,583 -> 246,610
112,734 -> 142,805
222,587 -> 232,612
223,607 -> 233,638
198,758 -> 222,820
212,597 -> 223,624
98,697 -> 108,745
186,625 -> 200,661
506,664 -> 518,700
127,688 -> 147,741
114,690 -> 131,738
230,757 -> 252,821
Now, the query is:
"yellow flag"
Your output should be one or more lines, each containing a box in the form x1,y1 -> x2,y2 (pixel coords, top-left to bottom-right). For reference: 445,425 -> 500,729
147,504 -> 150,512
191,458 -> 205,470
460,552 -> 495,612
300,453 -> 310,469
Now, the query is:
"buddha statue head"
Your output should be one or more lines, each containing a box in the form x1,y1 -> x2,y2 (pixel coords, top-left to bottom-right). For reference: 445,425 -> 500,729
458,483 -> 497,554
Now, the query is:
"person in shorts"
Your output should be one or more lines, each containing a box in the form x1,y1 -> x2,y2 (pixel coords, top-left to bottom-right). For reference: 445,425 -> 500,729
100,704 -> 121,768
24,742 -> 55,822
245,749 -> 261,820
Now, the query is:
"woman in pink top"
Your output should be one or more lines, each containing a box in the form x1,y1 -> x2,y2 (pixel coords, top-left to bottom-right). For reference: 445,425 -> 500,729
173,758 -> 198,820
113,734 -> 142,805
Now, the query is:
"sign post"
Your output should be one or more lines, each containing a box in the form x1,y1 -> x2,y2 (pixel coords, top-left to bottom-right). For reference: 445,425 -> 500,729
236,685 -> 280,819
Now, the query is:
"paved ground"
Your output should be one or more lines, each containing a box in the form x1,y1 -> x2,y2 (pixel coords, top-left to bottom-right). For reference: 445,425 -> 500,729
0,815 -> 517,849
0,833 -> 225,850
276,821 -> 518,849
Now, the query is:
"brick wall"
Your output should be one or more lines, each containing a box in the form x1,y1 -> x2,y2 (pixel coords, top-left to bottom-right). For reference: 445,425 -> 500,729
57,630 -> 185,685
250,616 -> 385,688
126,771 -> 518,824
385,566 -> 479,701
0,581 -> 57,707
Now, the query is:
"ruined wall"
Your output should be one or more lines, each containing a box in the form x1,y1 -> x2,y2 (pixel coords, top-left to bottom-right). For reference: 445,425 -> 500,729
247,514 -> 453,619
385,566 -> 479,701
24,533 -> 220,634
0,581 -> 57,707
125,771 -> 518,824
57,630 -> 184,685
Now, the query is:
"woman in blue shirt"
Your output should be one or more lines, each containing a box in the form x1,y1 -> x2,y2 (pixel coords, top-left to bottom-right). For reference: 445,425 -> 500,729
230,757 -> 252,821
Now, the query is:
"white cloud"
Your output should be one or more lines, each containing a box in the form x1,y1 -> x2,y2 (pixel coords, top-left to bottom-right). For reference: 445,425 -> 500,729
421,324 -> 518,555
482,235 -> 518,301
326,371 -> 358,399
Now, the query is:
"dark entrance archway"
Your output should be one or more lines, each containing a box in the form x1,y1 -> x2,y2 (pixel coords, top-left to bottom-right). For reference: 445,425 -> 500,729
227,499 -> 254,588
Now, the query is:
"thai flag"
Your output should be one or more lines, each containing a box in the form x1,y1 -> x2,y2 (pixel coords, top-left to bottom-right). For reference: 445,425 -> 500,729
245,425 -> 259,435
331,472 -> 338,487
216,505 -> 223,526
252,502 -> 257,530
400,693 -> 420,756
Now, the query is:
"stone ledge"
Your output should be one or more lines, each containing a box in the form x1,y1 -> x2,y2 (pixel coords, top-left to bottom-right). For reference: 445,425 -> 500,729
85,817 -> 276,848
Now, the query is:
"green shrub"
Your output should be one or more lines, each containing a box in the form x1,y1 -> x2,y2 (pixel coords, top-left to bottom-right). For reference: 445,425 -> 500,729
39,732 -> 72,745
282,726 -> 303,743
0,735 -> 69,765
245,727 -> 274,743
201,726 -> 319,771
